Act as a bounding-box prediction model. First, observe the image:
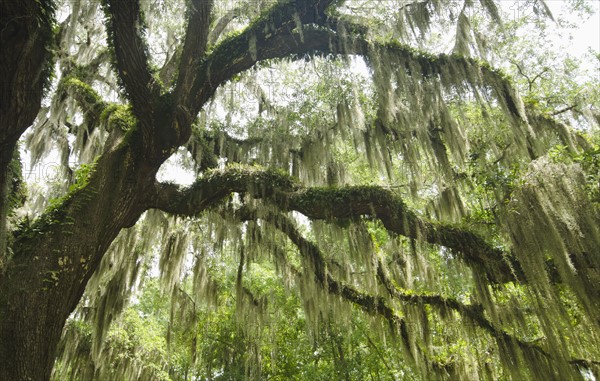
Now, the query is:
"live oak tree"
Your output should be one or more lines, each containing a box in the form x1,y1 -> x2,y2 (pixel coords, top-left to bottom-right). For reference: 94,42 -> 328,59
1,0 -> 599,380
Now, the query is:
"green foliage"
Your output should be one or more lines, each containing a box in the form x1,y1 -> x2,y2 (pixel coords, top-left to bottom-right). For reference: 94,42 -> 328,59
491,2 -> 600,124
56,261 -> 419,380
547,133 -> 600,205
6,150 -> 27,216
14,161 -> 96,242
101,104 -> 137,132
61,76 -> 104,107
70,162 -> 97,193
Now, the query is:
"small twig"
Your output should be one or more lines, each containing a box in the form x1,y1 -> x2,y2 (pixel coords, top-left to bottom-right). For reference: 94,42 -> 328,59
551,104 -> 577,116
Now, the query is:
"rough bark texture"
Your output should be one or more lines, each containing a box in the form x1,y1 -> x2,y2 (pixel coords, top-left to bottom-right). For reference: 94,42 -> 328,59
0,0 -> 53,263
1,1 -> 57,376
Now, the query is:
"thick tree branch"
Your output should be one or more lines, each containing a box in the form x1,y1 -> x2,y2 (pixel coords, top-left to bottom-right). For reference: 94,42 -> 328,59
1,0 -> 55,261
188,0 -> 336,117
175,0 -> 214,108
283,186 -> 523,283
149,166 -> 297,215
149,167 -> 522,283
159,46 -> 182,87
0,0 -> 53,150
208,7 -> 242,47
102,0 -> 160,123
191,27 -> 336,117
188,14 -> 527,139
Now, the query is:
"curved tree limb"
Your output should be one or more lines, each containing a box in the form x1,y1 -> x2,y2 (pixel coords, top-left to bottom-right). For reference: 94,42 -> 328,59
272,211 -> 408,339
149,166 -> 297,215
374,259 -> 582,372
208,6 -> 242,47
102,0 -> 161,123
148,166 -> 522,284
284,206 -> 593,375
188,0 -> 337,117
60,76 -> 108,132
174,0 -> 214,108
282,186 -> 523,283
184,17 -> 533,171
190,27 -> 337,117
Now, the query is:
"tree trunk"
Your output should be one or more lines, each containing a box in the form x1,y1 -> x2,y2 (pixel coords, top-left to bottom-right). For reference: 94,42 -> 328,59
0,230 -> 127,380
0,3 -> 58,377
0,276 -> 74,380
0,0 -> 51,262
0,3 -> 132,378
0,132 -> 158,379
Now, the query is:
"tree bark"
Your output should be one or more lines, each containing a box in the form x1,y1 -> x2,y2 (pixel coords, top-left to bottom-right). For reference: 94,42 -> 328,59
0,0 -> 53,262
0,135 -> 155,379
0,1 -> 61,377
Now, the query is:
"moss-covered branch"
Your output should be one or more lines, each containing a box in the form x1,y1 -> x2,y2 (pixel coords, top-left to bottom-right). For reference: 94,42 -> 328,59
376,259 -> 491,331
60,76 -> 108,130
149,166 -> 297,215
150,166 -> 521,283
102,0 -> 161,123
187,0 -> 337,116
283,186 -> 523,283
207,6 -> 243,47
173,0 -> 213,107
